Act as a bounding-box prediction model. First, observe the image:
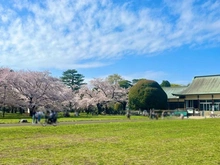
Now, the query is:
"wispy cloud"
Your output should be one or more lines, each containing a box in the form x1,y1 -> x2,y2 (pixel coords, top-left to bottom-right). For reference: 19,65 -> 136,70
0,0 -> 219,71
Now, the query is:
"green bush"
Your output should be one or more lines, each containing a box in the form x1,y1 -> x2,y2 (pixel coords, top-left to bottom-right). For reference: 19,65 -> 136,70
129,79 -> 167,110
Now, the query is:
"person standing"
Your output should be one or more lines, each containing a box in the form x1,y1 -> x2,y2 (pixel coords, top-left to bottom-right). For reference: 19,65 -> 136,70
211,110 -> 214,118
34,111 -> 39,124
32,110 -> 36,124
37,111 -> 44,124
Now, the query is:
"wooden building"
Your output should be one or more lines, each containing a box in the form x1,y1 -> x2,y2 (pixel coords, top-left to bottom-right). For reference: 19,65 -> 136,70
172,75 -> 220,112
162,87 -> 187,110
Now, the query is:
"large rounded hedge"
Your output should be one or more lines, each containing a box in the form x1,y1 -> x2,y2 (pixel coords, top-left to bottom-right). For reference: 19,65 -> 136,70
129,79 -> 167,110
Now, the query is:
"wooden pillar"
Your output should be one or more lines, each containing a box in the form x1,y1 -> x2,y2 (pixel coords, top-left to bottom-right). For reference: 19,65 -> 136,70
184,99 -> 186,109
178,98 -> 180,109
212,95 -> 214,105
212,95 -> 214,111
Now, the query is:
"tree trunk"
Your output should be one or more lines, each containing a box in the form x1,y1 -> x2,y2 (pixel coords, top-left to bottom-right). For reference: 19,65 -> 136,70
2,108 -> 5,117
97,103 -> 102,114
122,101 -> 127,110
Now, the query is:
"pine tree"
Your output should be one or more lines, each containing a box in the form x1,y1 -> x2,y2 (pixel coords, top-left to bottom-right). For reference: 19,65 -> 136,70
61,69 -> 86,91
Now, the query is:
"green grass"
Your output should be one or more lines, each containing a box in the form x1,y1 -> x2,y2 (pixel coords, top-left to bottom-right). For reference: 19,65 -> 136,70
0,112 -> 148,124
0,118 -> 220,164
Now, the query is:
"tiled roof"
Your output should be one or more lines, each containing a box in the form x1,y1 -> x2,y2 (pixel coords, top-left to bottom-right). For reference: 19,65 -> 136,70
163,87 -> 187,99
173,75 -> 220,96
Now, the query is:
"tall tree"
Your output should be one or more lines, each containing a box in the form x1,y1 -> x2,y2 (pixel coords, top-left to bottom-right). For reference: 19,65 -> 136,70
0,68 -> 13,117
61,69 -> 86,91
160,80 -> 171,87
132,79 -> 144,85
118,80 -> 132,89
76,78 -> 128,114
107,74 -> 123,84
7,70 -> 68,116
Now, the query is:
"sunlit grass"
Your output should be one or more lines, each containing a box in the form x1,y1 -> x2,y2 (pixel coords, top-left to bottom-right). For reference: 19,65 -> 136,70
0,118 -> 220,164
0,112 -> 148,124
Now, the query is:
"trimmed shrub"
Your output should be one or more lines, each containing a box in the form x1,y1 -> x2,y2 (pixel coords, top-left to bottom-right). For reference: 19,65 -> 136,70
129,79 -> 167,110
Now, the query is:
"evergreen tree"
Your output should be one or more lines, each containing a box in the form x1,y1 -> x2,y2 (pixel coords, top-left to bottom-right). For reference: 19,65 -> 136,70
107,74 -> 123,84
160,80 -> 171,87
61,69 -> 86,91
118,80 -> 132,89
132,78 -> 144,85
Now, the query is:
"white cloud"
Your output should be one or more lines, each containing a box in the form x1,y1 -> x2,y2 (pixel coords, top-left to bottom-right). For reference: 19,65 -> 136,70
0,0 -> 219,71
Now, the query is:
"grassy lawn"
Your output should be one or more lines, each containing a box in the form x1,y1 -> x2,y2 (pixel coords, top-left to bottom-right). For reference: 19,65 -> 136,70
0,118 -> 220,165
0,113 -> 148,124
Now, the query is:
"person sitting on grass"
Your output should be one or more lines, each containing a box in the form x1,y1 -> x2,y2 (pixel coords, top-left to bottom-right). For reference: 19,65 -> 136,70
46,110 -> 57,124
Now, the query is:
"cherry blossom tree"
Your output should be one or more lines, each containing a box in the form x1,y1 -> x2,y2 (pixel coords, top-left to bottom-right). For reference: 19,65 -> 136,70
0,68 -> 14,117
0,68 -> 129,116
6,70 -> 70,116
76,78 -> 128,114
91,78 -> 128,108
61,87 -> 79,116
76,84 -> 104,114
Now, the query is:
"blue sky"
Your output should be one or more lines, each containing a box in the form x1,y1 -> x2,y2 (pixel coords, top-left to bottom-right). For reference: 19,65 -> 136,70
0,0 -> 219,85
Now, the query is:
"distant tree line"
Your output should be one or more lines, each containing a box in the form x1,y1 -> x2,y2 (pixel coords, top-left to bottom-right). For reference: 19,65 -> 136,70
0,68 -> 184,117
